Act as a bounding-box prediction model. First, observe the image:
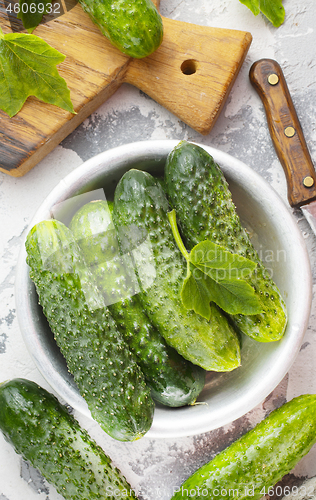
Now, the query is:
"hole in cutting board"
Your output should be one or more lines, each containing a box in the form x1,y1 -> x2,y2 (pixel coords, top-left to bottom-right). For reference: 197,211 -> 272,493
181,59 -> 199,75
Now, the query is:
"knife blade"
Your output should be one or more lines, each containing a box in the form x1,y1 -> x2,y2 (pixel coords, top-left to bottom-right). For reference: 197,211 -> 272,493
249,58 -> 316,235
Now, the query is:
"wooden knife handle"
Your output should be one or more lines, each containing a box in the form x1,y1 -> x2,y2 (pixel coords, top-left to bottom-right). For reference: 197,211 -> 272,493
249,58 -> 316,207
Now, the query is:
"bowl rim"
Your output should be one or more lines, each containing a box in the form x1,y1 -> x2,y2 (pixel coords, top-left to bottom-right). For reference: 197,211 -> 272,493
15,139 -> 312,438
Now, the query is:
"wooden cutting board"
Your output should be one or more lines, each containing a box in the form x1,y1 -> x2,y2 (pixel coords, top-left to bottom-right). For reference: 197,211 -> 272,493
0,0 -> 252,176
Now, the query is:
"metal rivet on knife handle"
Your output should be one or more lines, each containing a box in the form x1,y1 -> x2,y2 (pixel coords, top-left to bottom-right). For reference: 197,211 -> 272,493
284,126 -> 296,138
249,59 -> 316,207
303,176 -> 315,188
268,73 -> 279,85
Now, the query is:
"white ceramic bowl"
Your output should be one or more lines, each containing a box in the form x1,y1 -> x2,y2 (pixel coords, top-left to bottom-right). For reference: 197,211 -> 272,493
15,140 -> 312,438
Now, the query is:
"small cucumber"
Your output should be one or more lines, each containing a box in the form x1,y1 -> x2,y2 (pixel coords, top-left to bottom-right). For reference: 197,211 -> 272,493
78,0 -> 163,58
112,169 -> 241,372
0,378 -> 138,500
25,219 -> 154,441
171,394 -> 316,500
165,141 -> 287,342
69,200 -> 205,407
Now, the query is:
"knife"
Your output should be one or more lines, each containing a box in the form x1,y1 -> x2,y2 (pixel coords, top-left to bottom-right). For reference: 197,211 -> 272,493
249,58 -> 316,235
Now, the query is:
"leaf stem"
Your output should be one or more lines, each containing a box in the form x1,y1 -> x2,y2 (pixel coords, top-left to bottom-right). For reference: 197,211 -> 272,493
168,209 -> 190,261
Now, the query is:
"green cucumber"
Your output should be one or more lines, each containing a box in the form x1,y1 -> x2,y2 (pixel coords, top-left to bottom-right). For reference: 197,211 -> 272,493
165,141 -> 287,342
78,0 -> 163,58
0,378 -> 138,500
69,200 -> 205,407
112,169 -> 241,372
171,394 -> 316,499
25,219 -> 154,441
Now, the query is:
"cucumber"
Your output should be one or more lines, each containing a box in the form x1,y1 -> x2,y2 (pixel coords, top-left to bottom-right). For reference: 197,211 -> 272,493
25,219 -> 154,442
69,200 -> 206,407
0,378 -> 138,500
165,141 -> 287,342
78,0 -> 163,58
112,169 -> 241,372
171,394 -> 316,499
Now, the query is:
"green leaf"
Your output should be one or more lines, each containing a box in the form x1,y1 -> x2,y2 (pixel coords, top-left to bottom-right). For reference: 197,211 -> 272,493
17,0 -> 53,33
239,0 -> 260,16
239,0 -> 285,27
190,240 -> 257,281
0,28 -> 75,117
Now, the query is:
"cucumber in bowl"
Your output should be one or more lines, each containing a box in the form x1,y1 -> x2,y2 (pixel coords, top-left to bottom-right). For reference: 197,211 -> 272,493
112,168 -> 242,372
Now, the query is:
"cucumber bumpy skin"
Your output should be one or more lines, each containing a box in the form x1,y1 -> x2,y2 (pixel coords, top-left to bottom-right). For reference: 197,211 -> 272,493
78,0 -> 163,58
171,394 -> 316,500
25,219 -> 154,442
112,169 -> 241,372
69,200 -> 205,408
0,378 -> 138,500
165,141 -> 287,342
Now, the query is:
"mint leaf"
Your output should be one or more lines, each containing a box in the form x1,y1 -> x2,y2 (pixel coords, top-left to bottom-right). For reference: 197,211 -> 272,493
0,28 -> 75,117
239,0 -> 285,27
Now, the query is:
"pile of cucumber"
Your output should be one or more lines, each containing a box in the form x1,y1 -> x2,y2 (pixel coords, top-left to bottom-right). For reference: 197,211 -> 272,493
23,141 -> 287,444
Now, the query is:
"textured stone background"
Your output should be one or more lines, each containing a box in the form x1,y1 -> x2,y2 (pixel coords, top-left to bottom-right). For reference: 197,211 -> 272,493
1,1 -> 316,498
